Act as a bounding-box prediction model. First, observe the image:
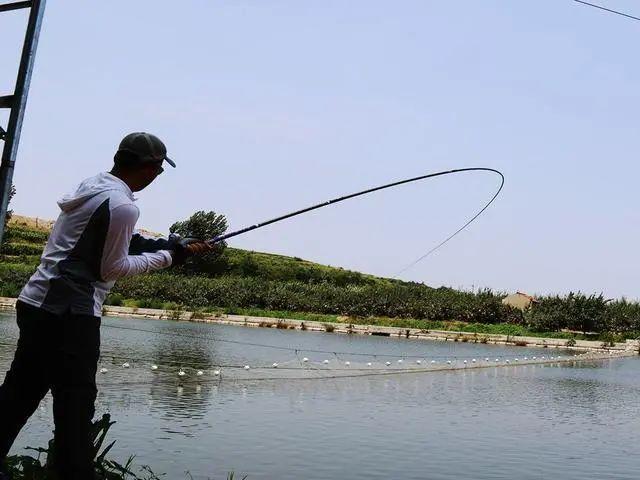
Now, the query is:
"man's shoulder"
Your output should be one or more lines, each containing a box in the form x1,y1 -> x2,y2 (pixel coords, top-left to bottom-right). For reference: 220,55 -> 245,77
104,189 -> 137,212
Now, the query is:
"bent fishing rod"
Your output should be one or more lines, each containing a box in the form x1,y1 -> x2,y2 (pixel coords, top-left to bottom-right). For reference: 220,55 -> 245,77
188,167 -> 504,271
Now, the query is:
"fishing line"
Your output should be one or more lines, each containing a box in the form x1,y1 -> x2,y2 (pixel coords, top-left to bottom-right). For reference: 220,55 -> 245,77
574,0 -> 640,22
197,167 -> 504,272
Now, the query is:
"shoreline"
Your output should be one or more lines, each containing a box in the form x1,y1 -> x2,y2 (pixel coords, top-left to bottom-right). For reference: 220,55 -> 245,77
2,297 -> 638,354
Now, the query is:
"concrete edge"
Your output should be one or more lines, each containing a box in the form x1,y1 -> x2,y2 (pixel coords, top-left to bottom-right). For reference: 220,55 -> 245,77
1,297 -> 638,353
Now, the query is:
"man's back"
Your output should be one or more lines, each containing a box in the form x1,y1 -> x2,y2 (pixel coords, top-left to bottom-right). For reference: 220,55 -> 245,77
18,171 -> 170,317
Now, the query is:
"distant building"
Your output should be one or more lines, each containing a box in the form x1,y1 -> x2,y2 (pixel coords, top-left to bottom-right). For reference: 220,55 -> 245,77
502,291 -> 537,310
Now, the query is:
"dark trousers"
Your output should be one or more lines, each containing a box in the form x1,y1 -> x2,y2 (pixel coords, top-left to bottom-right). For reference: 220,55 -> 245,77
0,301 -> 100,480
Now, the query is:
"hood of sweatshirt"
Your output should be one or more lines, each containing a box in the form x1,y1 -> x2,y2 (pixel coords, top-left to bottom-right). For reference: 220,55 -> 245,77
57,172 -> 135,212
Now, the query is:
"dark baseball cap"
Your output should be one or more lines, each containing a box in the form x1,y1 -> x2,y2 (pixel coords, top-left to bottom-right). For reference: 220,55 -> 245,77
117,132 -> 176,168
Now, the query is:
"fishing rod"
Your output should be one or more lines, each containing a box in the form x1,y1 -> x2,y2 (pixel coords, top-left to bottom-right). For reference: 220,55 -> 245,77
188,167 -> 504,270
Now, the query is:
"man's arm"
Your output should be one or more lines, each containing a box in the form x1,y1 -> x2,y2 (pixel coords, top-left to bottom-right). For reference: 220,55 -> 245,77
128,231 -> 172,255
101,204 -> 172,282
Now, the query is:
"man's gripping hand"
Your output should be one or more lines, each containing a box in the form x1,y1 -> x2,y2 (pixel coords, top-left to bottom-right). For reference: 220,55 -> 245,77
168,234 -> 214,265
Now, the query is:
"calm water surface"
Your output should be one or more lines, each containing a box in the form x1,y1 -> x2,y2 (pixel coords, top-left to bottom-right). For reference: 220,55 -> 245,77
1,310 -> 639,479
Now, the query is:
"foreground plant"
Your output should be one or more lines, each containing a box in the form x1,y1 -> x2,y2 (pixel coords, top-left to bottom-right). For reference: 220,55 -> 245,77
5,415 -> 245,479
4,414 -> 161,479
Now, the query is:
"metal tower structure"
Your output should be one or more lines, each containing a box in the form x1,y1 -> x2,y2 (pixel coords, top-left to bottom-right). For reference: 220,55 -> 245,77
0,0 -> 46,245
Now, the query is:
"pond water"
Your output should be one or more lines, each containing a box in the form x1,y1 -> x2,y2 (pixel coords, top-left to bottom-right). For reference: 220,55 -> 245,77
1,310 -> 639,479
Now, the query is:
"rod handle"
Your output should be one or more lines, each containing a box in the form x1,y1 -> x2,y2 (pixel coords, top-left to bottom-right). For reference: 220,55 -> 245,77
184,242 -> 214,256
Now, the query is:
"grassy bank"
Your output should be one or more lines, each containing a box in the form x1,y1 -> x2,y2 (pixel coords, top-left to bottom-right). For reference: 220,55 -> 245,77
2,221 -> 640,343
101,298 -> 630,343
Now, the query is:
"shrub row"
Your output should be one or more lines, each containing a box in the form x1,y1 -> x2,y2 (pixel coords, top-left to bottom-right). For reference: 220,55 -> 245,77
112,273 -> 514,323
524,293 -> 640,335
0,263 -> 34,297
1,261 -> 640,336
107,276 -> 640,335
0,242 -> 44,256
3,226 -> 49,243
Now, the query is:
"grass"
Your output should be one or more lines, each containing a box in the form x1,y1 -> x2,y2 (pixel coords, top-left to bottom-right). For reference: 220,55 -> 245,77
4,414 -> 246,479
225,307 -> 339,323
220,247 -> 390,286
100,297 -> 635,343
3,219 -> 640,345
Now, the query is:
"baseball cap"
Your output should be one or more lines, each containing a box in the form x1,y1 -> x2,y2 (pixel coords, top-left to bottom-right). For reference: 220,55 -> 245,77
117,132 -> 176,168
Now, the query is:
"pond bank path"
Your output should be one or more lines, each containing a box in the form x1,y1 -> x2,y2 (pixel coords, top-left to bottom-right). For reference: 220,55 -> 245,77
1,297 -> 638,356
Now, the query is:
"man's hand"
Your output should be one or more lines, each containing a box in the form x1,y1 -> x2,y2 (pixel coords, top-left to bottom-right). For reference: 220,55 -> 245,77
169,236 -> 214,265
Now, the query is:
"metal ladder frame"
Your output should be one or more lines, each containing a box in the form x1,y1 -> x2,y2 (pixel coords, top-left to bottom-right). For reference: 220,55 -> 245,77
0,0 -> 46,245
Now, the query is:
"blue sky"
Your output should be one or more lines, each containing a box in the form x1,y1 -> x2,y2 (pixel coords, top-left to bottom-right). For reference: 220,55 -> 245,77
2,0 -> 639,298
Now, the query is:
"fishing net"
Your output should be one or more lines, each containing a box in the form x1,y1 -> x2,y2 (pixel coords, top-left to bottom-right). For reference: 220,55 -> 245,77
93,324 -> 631,385
96,351 -> 624,384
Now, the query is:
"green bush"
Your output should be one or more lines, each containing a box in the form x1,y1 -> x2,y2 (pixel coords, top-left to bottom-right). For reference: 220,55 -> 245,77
105,293 -> 124,306
162,301 -> 181,311
1,242 -> 44,256
606,298 -> 640,333
122,298 -> 140,309
135,298 -> 164,309
0,263 -> 35,297
0,253 -> 41,266
525,293 -> 609,334
112,273 -> 512,323
4,226 -> 49,243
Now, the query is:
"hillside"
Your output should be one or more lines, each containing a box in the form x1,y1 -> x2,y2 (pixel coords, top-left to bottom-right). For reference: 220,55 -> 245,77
1,215 -> 409,288
4,216 -> 639,341
0,216 -> 512,327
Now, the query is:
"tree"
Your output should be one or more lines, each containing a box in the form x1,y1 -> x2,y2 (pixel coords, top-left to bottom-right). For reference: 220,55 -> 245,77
169,210 -> 229,275
170,210 -> 228,241
4,184 -> 15,228
1,185 -> 16,248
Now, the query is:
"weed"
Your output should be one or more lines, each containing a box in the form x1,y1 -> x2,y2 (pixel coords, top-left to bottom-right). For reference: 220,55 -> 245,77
105,293 -> 124,306
165,303 -> 184,321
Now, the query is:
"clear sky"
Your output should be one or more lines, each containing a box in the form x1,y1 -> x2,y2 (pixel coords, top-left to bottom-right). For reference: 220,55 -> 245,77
2,0 -> 639,298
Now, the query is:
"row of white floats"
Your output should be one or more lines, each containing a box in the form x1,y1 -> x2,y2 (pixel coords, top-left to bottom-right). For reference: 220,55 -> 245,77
98,353 -> 596,377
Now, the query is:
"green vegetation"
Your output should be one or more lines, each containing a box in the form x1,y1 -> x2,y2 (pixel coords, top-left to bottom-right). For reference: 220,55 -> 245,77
193,247 -> 387,286
4,414 -> 245,479
2,185 -> 16,233
110,274 -> 511,324
0,262 -> 35,298
3,226 -> 48,243
5,414 -> 161,479
2,218 -> 640,343
1,242 -> 46,256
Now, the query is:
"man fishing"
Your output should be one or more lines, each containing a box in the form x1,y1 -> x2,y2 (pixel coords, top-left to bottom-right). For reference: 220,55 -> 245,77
0,132 -> 211,479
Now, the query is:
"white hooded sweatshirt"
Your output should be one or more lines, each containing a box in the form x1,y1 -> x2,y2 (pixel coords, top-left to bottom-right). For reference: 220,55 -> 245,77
19,172 -> 172,317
